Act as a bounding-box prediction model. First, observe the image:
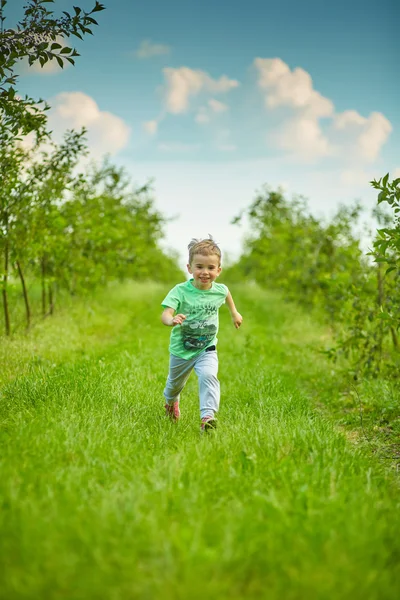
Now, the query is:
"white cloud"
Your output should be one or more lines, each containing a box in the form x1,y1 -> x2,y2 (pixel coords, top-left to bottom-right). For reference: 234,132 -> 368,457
143,120 -> 158,135
134,39 -> 170,58
334,110 -> 366,129
195,99 -> 229,125
163,67 -> 239,114
47,92 -> 130,157
254,57 -> 392,164
208,98 -> 228,113
357,113 -> 392,162
273,116 -> 331,161
254,57 -> 333,117
254,57 -> 333,160
332,110 -> 392,163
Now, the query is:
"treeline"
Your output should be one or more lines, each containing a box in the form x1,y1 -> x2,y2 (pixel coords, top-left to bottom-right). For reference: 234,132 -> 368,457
1,0 -> 182,336
0,127 -> 182,335
0,0 -> 182,338
225,176 -> 400,379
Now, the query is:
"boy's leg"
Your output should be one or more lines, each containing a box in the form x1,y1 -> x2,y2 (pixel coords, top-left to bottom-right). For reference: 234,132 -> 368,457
163,354 -> 194,406
193,350 -> 220,420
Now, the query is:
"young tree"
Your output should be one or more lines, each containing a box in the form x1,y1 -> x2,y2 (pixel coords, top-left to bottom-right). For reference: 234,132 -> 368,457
62,160 -> 182,292
227,185 -> 399,377
0,125 -> 27,334
372,174 -> 400,277
27,129 -> 88,316
0,127 -> 87,334
371,174 -> 400,343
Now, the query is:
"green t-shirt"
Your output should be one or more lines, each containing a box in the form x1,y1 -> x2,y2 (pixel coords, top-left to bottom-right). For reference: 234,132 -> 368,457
161,279 -> 229,359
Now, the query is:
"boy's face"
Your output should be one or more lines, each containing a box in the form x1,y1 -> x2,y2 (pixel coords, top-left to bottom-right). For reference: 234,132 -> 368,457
187,253 -> 222,290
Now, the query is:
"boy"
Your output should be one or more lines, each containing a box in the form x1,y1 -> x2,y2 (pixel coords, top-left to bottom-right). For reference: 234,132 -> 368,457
161,236 -> 243,432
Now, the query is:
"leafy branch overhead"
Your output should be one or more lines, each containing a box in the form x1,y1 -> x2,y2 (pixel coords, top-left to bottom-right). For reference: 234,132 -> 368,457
0,0 -> 105,135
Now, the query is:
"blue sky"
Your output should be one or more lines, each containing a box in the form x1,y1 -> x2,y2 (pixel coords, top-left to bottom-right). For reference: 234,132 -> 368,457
8,0 -> 400,264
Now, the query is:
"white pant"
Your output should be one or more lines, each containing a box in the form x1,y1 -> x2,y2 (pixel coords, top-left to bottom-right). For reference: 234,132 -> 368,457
163,350 -> 220,419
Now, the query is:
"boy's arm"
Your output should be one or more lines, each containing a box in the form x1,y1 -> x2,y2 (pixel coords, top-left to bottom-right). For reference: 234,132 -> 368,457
225,291 -> 243,329
161,307 -> 187,327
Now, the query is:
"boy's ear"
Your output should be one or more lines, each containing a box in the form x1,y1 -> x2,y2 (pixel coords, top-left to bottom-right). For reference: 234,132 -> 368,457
187,263 -> 192,274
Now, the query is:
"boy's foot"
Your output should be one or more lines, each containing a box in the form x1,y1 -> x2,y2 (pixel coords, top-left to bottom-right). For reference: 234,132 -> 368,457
165,401 -> 180,421
201,416 -> 217,432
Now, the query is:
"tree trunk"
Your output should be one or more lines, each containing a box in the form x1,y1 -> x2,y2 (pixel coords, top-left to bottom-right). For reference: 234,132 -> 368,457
377,264 -> 384,305
390,327 -> 399,350
2,240 -> 10,336
48,281 -> 54,315
41,256 -> 46,316
377,265 -> 384,366
16,259 -> 31,330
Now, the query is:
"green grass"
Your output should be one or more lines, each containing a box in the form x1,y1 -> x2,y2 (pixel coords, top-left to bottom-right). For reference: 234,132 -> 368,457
1,282 -> 399,599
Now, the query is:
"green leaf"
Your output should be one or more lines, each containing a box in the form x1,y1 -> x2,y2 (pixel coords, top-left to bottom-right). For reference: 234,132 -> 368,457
378,312 -> 391,320
92,2 -> 106,12
60,47 -> 73,54
377,191 -> 387,204
382,173 -> 389,187
385,266 -> 397,275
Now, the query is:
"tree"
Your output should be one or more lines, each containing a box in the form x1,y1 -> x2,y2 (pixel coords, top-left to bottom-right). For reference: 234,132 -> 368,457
371,174 -> 400,345
371,174 -> 400,277
0,0 -> 105,136
0,125 -> 88,333
0,124 -> 26,334
26,129 -> 88,316
227,185 -> 400,377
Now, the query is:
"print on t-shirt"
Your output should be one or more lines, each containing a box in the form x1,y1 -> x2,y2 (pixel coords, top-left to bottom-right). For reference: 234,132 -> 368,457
181,318 -> 217,350
180,301 -> 218,350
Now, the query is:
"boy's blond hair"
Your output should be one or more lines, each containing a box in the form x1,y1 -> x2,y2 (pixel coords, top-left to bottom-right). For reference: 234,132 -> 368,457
188,234 -> 222,265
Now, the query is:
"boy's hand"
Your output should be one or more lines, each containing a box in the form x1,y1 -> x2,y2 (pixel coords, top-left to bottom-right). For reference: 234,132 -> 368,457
232,311 -> 243,329
172,313 -> 186,326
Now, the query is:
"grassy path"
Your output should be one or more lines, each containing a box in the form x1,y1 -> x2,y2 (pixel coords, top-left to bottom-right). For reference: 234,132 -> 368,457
0,282 -> 399,599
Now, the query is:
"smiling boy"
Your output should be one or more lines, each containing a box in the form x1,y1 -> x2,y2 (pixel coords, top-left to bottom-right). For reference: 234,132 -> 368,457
161,236 -> 243,431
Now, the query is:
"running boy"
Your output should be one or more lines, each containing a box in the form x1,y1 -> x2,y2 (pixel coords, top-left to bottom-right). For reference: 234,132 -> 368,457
161,236 -> 243,431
